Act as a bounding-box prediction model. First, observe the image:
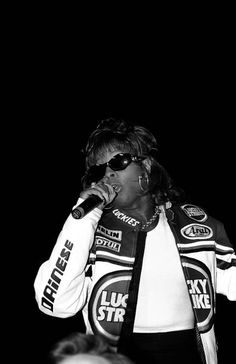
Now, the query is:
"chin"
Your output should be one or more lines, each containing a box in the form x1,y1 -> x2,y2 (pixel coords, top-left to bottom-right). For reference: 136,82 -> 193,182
113,196 -> 131,209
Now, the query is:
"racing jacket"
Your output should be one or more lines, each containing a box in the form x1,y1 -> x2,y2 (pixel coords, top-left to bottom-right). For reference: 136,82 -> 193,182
34,199 -> 236,364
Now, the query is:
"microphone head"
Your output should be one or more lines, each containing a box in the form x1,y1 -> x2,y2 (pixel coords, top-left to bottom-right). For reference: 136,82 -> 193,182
71,206 -> 84,219
71,195 -> 103,219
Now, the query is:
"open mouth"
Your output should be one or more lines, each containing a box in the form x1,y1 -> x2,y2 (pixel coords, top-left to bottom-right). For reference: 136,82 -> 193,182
111,184 -> 122,193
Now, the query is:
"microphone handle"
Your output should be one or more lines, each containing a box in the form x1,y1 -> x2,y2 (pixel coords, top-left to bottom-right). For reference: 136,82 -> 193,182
71,195 -> 103,219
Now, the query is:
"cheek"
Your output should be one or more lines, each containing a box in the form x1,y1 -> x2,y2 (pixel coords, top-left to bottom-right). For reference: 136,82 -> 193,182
118,171 -> 142,197
115,184 -> 141,208
122,165 -> 143,186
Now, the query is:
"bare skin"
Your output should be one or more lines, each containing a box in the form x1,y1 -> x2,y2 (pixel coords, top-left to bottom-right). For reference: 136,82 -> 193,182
80,149 -> 157,228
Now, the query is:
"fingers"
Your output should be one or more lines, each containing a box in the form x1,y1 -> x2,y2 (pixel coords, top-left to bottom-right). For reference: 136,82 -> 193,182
91,179 -> 116,205
80,179 -> 116,207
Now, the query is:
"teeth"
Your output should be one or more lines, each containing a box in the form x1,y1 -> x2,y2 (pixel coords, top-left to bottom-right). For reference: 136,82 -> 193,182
112,184 -> 121,193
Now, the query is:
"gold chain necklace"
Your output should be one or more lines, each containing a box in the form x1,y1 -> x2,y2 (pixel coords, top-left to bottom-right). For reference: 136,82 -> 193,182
140,206 -> 161,231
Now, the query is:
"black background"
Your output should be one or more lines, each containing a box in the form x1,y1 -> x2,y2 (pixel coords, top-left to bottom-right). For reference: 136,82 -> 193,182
9,14 -> 235,364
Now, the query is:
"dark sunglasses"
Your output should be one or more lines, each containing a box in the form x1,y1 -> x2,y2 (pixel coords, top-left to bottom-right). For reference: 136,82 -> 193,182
85,153 -> 145,184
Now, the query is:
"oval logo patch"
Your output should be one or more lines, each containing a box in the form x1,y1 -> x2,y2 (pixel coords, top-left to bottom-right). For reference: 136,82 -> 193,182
88,270 -> 132,344
182,257 -> 214,333
181,224 -> 213,240
181,204 -> 207,222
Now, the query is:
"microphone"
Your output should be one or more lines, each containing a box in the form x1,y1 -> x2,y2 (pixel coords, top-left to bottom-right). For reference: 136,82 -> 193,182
71,195 -> 104,219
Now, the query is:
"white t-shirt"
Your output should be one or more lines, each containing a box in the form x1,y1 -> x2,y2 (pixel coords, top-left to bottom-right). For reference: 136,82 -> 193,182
134,209 -> 195,333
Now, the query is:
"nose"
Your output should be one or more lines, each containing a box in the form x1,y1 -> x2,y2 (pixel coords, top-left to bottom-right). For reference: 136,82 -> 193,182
105,166 -> 117,178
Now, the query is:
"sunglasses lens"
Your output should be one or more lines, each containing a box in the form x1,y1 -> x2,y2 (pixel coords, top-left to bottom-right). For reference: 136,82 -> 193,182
109,153 -> 132,170
85,154 -> 135,185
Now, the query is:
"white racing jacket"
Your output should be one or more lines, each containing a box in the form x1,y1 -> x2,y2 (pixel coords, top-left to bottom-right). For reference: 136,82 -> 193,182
34,199 -> 236,364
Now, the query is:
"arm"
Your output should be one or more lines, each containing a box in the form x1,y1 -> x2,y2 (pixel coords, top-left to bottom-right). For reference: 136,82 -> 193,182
34,178 -> 116,318
215,222 -> 236,300
34,198 -> 102,318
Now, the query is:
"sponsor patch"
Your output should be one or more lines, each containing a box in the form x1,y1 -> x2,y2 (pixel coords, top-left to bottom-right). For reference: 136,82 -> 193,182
97,225 -> 122,241
182,257 -> 214,333
181,204 -> 207,222
41,239 -> 73,312
88,270 -> 132,344
112,209 -> 140,227
96,236 -> 121,253
181,224 -> 213,240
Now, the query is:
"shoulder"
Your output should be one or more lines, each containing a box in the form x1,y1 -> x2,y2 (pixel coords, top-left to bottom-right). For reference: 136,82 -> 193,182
170,203 -> 229,243
173,203 -> 223,226
175,203 -> 209,222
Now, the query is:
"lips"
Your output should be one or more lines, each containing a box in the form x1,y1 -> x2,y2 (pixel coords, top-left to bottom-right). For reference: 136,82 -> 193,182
111,184 -> 122,193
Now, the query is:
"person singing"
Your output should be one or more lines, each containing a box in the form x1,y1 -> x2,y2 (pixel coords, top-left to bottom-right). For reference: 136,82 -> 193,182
34,117 -> 236,364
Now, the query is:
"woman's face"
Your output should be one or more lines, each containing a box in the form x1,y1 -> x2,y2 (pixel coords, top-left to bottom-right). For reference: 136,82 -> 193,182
95,148 -> 145,209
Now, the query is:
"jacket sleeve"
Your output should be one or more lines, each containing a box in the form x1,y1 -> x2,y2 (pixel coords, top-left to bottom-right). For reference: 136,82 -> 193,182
215,221 -> 236,300
34,198 -> 102,318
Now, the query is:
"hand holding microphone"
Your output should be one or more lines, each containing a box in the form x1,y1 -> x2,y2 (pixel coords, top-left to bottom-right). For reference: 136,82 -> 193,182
72,178 -> 117,219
